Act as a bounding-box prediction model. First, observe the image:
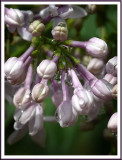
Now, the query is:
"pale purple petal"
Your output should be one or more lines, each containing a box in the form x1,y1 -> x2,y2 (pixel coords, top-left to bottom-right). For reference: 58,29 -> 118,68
29,105 -> 43,136
52,17 -> 66,28
17,23 -> 33,41
7,125 -> 28,145
19,104 -> 35,124
68,6 -> 87,19
31,129 -> 46,147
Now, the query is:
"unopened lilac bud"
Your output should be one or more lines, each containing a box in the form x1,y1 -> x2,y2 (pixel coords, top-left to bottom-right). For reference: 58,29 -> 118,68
103,73 -> 117,86
86,37 -> 108,58
107,112 -> 117,133
87,58 -> 104,75
29,20 -> 45,37
51,22 -> 68,41
4,57 -> 28,85
72,88 -> 93,115
32,83 -> 49,103
90,79 -> 113,101
37,60 -> 57,79
112,84 -> 117,99
5,8 -> 25,27
106,56 -> 117,77
13,87 -> 32,109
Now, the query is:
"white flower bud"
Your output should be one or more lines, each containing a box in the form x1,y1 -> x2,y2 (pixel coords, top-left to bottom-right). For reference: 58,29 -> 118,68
86,37 -> 108,58
87,58 -> 104,75
107,112 -> 117,133
72,88 -> 94,115
37,60 -> 57,79
32,83 -> 49,103
13,87 -> 32,109
51,23 -> 68,41
4,57 -> 27,85
29,20 -> 45,37
5,8 -> 25,27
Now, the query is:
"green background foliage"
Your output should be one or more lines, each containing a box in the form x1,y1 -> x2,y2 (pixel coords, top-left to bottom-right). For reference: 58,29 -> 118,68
5,4 -> 117,155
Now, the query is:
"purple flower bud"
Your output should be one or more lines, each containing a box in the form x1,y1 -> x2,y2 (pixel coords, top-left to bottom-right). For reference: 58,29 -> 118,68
5,8 -> 25,27
72,88 -> 94,115
89,79 -> 113,101
4,57 -> 31,85
87,58 -> 104,75
32,82 -> 49,103
13,87 -> 32,109
51,22 -> 68,41
55,100 -> 78,127
106,56 -> 117,77
103,73 -> 117,86
86,37 -> 108,58
107,112 -> 117,133
5,46 -> 34,85
29,20 -> 45,37
70,37 -> 108,59
76,64 -> 113,100
85,37 -> 108,58
37,59 -> 57,79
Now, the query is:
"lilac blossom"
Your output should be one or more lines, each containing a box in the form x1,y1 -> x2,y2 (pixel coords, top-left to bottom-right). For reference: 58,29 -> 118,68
5,7 -> 33,41
55,71 -> 78,127
67,37 -> 108,59
69,69 -> 94,115
14,103 -> 44,136
4,46 -> 34,85
87,58 -> 104,75
76,63 -> 113,100
51,22 -> 68,41
39,5 -> 87,21
13,65 -> 33,109
32,79 -> 49,103
4,5 -> 118,147
29,20 -> 45,37
37,55 -> 59,79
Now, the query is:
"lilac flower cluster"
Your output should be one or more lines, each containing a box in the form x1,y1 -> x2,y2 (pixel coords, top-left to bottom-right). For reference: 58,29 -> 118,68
5,5 -> 118,145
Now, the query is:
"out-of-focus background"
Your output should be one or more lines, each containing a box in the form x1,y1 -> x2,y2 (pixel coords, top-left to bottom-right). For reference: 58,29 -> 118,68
5,4 -> 117,155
